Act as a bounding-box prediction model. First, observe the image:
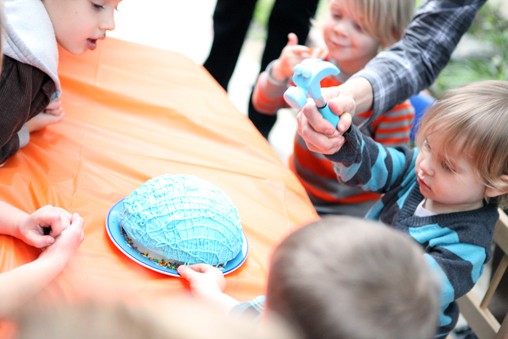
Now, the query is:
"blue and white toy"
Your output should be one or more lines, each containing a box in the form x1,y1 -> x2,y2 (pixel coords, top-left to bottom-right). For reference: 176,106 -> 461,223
283,58 -> 340,128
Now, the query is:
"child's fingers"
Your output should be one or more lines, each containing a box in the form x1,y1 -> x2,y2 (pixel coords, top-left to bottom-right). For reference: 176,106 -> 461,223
187,263 -> 217,274
177,265 -> 199,281
337,112 -> 352,135
45,99 -> 61,110
297,110 -> 343,155
287,32 -> 299,46
25,233 -> 55,248
69,213 -> 85,241
45,107 -> 64,117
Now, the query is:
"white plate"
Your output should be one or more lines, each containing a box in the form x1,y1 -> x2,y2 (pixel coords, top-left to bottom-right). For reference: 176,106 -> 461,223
105,199 -> 248,277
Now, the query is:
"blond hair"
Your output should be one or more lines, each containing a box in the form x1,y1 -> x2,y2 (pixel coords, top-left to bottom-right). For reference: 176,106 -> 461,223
416,80 -> 508,208
330,0 -> 415,47
265,216 -> 440,339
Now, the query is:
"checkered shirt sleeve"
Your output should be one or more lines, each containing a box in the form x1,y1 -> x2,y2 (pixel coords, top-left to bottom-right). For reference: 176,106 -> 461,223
352,0 -> 487,119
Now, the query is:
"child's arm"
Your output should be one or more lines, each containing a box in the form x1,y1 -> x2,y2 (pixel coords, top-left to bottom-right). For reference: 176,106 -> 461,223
252,33 -> 310,114
25,99 -> 65,133
0,99 -> 64,166
270,33 -> 310,83
0,202 -> 72,248
177,264 -> 240,311
0,128 -> 23,166
322,118 -> 415,194
0,213 -> 84,319
420,213 -> 498,337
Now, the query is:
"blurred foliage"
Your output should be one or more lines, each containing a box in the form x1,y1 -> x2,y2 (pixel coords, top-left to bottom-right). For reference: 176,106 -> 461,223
253,0 -> 273,29
432,3 -> 508,96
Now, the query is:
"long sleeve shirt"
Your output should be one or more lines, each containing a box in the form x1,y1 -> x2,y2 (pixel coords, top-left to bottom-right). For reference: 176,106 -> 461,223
252,49 -> 414,215
1,0 -> 60,164
327,125 -> 499,337
353,0 -> 487,119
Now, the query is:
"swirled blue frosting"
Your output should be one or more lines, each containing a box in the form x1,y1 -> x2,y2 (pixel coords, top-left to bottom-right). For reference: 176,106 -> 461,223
121,174 -> 243,266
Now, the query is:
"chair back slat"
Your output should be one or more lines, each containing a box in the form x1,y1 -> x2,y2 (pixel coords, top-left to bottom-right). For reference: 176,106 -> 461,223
494,211 -> 508,254
456,209 -> 508,339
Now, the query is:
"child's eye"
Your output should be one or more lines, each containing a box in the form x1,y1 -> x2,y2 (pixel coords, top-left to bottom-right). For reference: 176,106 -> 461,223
329,6 -> 343,20
440,161 -> 452,172
440,159 -> 457,173
352,22 -> 365,33
331,12 -> 342,20
92,2 -> 105,10
422,139 -> 431,151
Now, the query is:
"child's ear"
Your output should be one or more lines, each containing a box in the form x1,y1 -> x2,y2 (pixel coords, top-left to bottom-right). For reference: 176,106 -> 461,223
485,175 -> 508,198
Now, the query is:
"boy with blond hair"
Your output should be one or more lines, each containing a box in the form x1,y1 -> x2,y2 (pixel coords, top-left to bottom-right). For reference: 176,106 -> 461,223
252,0 -> 417,216
297,80 -> 508,337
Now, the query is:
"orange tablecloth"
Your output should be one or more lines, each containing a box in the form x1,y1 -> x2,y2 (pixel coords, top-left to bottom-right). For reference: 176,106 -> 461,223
0,38 -> 317,326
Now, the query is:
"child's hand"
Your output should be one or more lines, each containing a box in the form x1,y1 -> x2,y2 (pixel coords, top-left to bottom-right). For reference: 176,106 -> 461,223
39,213 -> 85,266
297,91 -> 354,155
26,99 -> 65,133
271,33 -> 310,82
178,264 -> 226,299
43,99 -> 64,117
178,264 -> 240,311
18,205 -> 73,248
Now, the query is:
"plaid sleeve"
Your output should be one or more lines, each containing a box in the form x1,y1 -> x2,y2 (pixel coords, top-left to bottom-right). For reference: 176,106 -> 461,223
352,0 -> 487,119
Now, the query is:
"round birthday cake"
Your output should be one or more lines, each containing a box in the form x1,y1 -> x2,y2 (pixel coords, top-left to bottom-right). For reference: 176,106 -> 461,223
120,174 -> 244,269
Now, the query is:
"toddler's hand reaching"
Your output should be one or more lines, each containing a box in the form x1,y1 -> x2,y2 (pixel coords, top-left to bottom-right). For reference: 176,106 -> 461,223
26,99 -> 65,133
178,264 -> 241,311
271,33 -> 310,82
178,264 -> 226,300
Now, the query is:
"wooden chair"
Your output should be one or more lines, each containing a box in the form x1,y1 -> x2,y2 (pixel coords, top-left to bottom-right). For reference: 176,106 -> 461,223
454,209 -> 508,339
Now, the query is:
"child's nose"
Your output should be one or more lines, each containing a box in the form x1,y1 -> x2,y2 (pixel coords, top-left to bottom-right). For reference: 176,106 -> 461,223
100,14 -> 116,31
419,158 -> 434,177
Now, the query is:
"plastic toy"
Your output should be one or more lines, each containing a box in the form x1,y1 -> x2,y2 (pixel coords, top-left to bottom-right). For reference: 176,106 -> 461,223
283,58 -> 340,127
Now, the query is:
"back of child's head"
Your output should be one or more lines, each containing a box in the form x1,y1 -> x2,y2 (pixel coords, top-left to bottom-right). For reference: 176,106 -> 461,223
416,80 -> 508,208
333,0 -> 415,47
265,215 -> 440,339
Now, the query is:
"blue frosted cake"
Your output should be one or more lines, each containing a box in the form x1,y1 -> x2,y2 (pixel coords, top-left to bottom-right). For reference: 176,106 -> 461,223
120,174 -> 243,268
